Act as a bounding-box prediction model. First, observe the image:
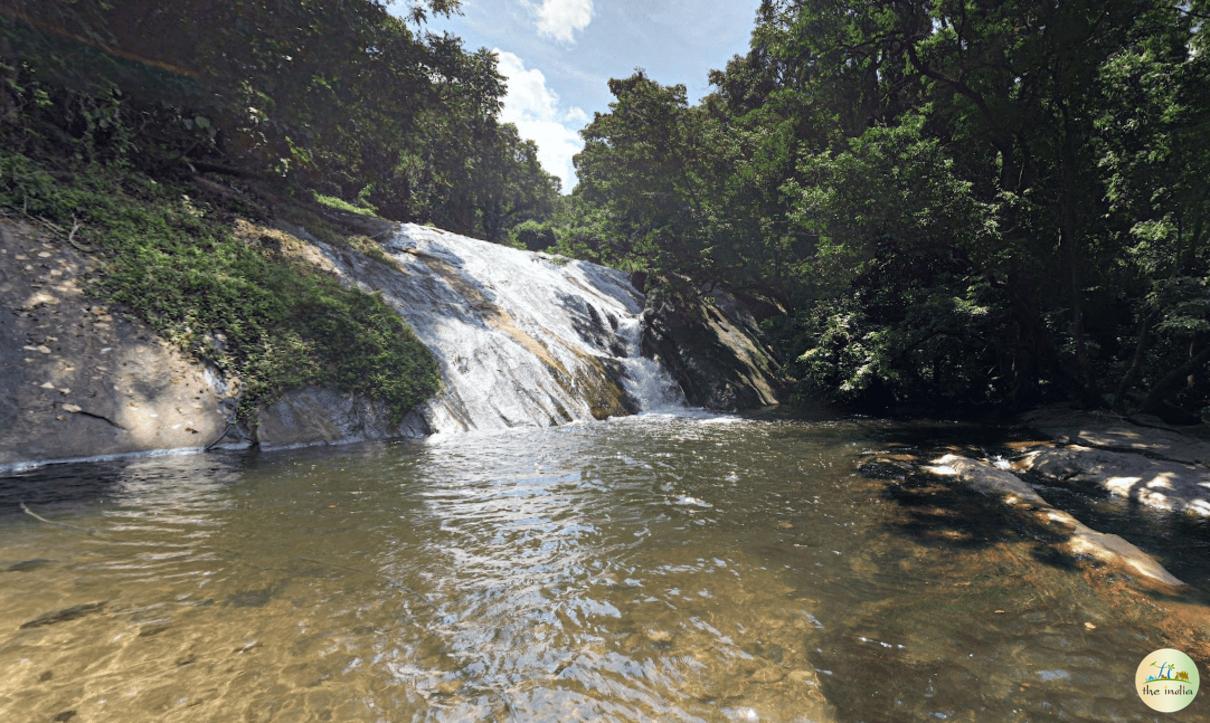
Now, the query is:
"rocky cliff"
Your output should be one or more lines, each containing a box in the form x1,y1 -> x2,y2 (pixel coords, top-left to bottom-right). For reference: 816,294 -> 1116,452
1,210 -> 782,471
641,283 -> 784,411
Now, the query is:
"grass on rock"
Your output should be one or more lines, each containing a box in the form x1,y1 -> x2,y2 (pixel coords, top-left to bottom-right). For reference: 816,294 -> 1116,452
0,151 -> 439,425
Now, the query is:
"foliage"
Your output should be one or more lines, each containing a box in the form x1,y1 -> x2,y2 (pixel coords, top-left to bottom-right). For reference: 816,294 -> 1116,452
0,0 -> 558,243
510,218 -> 557,252
574,73 -> 736,280
313,192 -> 377,218
570,0 -> 1210,419
0,150 -> 440,424
786,118 -> 1007,409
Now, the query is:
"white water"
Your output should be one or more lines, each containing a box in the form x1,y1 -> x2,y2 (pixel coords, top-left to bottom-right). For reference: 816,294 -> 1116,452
375,224 -> 685,435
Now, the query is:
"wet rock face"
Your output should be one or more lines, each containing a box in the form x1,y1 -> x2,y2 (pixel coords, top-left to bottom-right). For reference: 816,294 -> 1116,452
310,224 -> 685,435
641,285 -> 783,411
255,387 -> 429,450
19,601 -> 107,629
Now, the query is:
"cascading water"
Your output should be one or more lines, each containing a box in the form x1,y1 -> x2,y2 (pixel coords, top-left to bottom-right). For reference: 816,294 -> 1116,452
613,316 -> 685,413
367,223 -> 685,435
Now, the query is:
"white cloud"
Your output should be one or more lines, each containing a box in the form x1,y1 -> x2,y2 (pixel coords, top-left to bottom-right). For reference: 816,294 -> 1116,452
564,106 -> 589,124
495,49 -> 586,193
530,0 -> 593,43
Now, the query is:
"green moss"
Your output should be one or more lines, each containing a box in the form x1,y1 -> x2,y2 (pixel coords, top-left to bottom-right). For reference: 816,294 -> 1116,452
312,192 -> 378,217
269,197 -> 393,264
0,151 -> 439,426
346,234 -> 393,264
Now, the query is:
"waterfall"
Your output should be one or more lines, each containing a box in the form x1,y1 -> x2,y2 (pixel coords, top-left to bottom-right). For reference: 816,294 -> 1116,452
370,224 -> 684,435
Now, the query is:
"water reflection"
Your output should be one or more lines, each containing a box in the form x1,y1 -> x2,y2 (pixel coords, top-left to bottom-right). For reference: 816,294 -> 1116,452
0,416 -> 1205,721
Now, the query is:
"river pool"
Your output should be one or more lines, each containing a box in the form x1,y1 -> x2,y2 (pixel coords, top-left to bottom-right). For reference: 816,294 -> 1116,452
0,413 -> 1206,721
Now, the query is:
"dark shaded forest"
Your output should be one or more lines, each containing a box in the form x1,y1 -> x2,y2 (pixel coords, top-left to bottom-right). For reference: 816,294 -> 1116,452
3,0 -> 1209,421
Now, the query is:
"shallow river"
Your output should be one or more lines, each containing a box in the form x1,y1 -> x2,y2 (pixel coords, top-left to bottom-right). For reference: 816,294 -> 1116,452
1,413 -> 1207,721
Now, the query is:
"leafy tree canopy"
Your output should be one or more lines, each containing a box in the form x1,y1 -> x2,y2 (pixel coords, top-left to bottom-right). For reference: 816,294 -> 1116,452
566,0 -> 1210,420
0,0 -> 559,241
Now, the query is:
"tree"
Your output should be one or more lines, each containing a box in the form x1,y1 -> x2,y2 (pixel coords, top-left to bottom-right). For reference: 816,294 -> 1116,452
573,72 -> 734,280
0,0 -> 558,243
573,0 -> 1210,417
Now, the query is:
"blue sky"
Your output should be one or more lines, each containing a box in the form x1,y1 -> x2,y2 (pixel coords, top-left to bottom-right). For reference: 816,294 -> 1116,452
406,0 -> 761,191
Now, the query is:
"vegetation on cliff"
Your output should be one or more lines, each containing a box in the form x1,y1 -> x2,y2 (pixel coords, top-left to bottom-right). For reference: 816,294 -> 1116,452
0,150 -> 440,423
0,0 -> 566,425
0,0 -> 557,243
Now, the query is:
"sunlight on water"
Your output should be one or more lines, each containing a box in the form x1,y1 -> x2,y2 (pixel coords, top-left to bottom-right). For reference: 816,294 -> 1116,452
0,415 -> 1206,721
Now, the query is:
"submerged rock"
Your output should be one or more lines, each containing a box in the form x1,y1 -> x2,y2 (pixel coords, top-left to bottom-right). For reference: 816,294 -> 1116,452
137,621 -> 172,638
20,601 -> 107,629
5,558 -> 52,572
751,666 -> 785,684
226,585 -> 280,608
925,455 -> 1186,592
644,628 -> 674,645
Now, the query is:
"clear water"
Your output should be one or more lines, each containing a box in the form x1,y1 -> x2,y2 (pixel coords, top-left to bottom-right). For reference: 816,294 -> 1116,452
1,414 -> 1207,721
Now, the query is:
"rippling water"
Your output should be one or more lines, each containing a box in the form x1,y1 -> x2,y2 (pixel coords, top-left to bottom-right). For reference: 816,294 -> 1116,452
0,414 -> 1206,721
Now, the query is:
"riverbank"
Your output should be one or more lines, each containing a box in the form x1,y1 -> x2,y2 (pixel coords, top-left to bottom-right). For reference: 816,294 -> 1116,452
856,411 -> 1210,666
898,409 -> 1208,574
852,407 -> 1210,653
0,152 -> 445,470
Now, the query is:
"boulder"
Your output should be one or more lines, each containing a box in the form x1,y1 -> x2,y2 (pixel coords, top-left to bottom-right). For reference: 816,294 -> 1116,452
1022,408 -> 1210,465
255,387 -> 429,450
641,284 -> 783,411
1015,445 -> 1210,517
1015,408 -> 1210,516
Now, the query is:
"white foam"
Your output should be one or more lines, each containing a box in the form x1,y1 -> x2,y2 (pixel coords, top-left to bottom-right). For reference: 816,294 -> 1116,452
381,224 -> 686,435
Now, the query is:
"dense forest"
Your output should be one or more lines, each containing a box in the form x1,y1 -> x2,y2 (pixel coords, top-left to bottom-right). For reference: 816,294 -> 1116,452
3,0 -> 1209,422
551,0 -> 1210,422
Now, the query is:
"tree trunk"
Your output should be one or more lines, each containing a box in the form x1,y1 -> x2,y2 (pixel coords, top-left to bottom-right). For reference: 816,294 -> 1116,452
1004,267 -> 1046,407
1113,310 -> 1158,413
1138,343 -> 1210,416
1057,103 -> 1097,407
